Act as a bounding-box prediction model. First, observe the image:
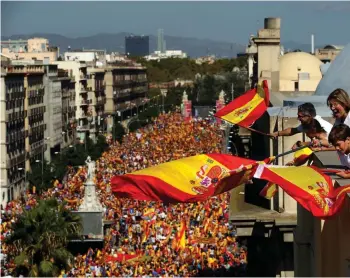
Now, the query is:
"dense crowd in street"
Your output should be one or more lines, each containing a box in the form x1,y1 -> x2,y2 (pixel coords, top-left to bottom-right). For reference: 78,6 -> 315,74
1,112 -> 248,277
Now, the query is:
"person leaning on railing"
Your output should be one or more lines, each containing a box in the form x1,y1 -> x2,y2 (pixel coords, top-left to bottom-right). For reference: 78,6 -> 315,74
328,124 -> 350,178
269,102 -> 333,150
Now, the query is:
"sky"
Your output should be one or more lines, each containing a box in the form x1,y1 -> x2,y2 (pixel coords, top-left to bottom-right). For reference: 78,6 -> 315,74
1,1 -> 350,45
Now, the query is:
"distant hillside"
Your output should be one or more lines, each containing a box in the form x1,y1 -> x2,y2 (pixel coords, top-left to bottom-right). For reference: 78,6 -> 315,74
1,33 -> 245,58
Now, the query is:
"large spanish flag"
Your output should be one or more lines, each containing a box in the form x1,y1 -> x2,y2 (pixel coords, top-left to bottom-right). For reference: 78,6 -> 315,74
214,80 -> 269,127
254,164 -> 350,218
110,154 -> 259,203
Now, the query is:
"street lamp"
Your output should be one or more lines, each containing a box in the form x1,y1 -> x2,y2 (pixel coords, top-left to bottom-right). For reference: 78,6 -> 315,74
17,167 -> 26,192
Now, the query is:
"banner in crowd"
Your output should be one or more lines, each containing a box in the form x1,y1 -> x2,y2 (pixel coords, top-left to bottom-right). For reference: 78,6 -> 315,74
111,154 -> 260,203
214,80 -> 269,128
254,164 -> 350,218
184,100 -> 192,122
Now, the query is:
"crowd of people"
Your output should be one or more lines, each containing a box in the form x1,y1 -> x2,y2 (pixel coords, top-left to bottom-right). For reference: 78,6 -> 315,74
1,112 -> 248,277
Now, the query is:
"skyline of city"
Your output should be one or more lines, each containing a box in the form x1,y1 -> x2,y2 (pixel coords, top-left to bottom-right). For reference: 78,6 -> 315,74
2,1 -> 350,45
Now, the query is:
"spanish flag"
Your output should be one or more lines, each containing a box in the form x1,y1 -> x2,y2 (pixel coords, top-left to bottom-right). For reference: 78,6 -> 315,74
214,80 -> 269,128
293,147 -> 313,166
254,164 -> 350,218
111,154 -> 258,203
175,219 -> 186,250
259,182 -> 277,199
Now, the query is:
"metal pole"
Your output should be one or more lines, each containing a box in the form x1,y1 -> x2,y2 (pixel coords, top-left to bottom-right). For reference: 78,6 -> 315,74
231,83 -> 234,101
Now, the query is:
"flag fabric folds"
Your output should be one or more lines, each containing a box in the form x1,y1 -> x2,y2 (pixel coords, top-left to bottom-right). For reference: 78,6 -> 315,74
254,164 -> 350,218
293,147 -> 313,166
111,154 -> 259,203
259,182 -> 277,199
214,80 -> 269,128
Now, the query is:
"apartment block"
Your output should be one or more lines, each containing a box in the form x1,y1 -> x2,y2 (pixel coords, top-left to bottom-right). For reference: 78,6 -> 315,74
43,64 -> 63,162
0,62 -> 46,206
87,68 -> 106,141
53,61 -> 90,142
59,70 -> 77,149
1,37 -> 58,63
104,65 -> 148,133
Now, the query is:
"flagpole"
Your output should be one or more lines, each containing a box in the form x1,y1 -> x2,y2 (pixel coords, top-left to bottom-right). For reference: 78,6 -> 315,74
216,117 -> 270,136
270,144 -> 312,161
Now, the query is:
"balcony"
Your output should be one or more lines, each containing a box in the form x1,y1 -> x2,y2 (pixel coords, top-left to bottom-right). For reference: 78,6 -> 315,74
6,66 -> 26,74
27,66 -> 44,74
79,112 -> 88,118
6,129 -> 27,143
95,96 -> 106,106
6,151 -> 27,169
80,87 -> 88,94
29,140 -> 46,157
80,99 -> 92,106
80,74 -> 88,80
76,125 -> 90,131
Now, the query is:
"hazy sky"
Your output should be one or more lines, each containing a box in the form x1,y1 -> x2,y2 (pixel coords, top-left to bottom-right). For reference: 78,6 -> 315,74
2,1 -> 350,45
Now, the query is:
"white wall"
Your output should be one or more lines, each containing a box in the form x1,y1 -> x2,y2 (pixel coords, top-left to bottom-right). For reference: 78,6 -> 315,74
64,52 -> 96,62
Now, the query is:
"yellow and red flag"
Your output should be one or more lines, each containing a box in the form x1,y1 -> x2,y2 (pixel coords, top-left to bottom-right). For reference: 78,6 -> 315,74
254,164 -> 350,218
293,147 -> 313,166
259,182 -> 277,199
214,80 -> 269,128
174,219 -> 187,250
110,154 -> 259,203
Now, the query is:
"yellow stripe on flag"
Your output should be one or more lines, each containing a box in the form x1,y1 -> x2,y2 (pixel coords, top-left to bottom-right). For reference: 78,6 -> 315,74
221,93 -> 264,124
130,154 -> 230,195
260,182 -> 277,199
262,166 -> 329,196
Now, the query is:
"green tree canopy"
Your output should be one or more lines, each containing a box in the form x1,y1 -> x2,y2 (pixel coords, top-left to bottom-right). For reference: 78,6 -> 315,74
5,199 -> 82,277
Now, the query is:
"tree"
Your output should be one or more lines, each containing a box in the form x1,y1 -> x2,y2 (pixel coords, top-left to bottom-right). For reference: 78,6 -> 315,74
113,122 -> 126,143
5,199 -> 82,277
27,160 -> 54,194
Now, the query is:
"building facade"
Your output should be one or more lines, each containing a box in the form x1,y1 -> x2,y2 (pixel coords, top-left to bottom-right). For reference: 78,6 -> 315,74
125,36 -> 149,56
1,37 -> 58,63
60,70 -> 77,149
104,65 -> 148,133
0,63 -> 46,206
43,64 -> 63,162
53,61 -> 90,142
87,68 -> 106,141
315,44 -> 344,63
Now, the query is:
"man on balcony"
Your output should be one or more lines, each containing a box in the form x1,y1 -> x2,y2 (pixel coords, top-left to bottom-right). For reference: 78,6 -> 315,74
269,103 -> 333,149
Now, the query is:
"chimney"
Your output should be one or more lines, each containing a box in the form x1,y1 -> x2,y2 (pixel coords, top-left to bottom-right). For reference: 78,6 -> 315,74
311,34 -> 315,54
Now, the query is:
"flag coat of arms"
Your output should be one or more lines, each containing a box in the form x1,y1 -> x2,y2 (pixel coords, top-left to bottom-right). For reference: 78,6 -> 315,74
110,154 -> 259,203
214,80 -> 269,127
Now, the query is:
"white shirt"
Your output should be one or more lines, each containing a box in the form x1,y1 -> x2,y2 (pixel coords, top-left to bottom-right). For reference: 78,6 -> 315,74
296,115 -> 333,136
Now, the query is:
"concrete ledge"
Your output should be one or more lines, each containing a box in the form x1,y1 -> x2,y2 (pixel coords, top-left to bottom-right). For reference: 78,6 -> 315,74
230,205 -> 296,241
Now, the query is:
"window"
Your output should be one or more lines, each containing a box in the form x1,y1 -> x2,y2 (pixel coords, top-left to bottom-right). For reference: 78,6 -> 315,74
294,82 -> 299,91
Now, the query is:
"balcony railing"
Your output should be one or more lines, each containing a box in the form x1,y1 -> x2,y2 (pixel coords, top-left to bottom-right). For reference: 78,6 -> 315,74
29,140 -> 46,157
80,99 -> 92,106
80,87 -> 88,94
77,125 -> 90,131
